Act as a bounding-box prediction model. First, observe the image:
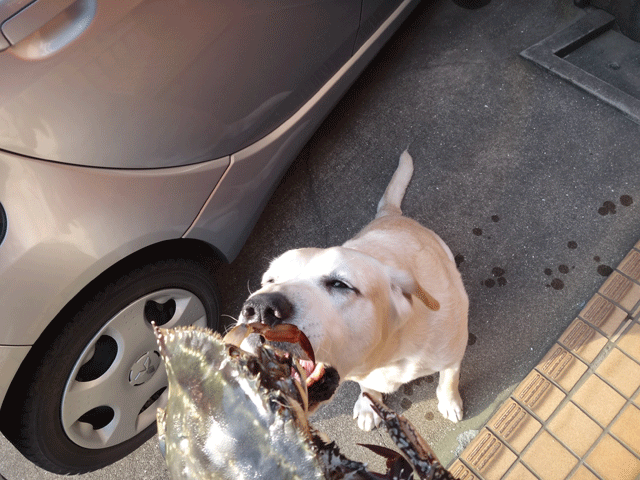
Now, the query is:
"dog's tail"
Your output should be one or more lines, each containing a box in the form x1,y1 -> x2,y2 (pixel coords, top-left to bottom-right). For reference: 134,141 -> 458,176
376,150 -> 413,218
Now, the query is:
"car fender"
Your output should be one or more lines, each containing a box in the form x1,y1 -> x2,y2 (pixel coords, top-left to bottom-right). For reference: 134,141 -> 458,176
0,151 -> 228,347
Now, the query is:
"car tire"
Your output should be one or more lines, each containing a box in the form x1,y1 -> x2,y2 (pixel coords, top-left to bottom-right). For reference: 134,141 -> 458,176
0,257 -> 220,474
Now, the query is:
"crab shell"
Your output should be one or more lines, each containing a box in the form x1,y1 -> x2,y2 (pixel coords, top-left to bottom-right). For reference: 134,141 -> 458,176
154,324 -> 457,480
154,325 -> 325,480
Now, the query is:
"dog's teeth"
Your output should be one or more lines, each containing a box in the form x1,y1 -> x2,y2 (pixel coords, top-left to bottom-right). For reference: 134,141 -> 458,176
305,362 -> 325,387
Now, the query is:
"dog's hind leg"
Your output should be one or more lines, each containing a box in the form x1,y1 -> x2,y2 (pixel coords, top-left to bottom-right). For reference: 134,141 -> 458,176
376,150 -> 414,218
353,387 -> 384,431
436,363 -> 463,422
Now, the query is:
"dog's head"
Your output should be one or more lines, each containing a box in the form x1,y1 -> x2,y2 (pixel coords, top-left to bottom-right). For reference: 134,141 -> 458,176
237,246 -> 438,379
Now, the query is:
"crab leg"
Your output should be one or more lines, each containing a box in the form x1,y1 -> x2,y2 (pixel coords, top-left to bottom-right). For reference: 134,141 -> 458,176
364,393 -> 458,480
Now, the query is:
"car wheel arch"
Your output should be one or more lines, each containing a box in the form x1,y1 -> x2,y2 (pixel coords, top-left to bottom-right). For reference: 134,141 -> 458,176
0,236 -> 224,422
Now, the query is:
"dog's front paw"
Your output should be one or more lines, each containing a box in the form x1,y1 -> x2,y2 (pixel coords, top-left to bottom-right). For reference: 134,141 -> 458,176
353,394 -> 382,431
437,392 -> 463,422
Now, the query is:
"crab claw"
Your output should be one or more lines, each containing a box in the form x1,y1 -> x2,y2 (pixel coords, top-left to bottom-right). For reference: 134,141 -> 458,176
223,322 -> 315,364
260,323 -> 315,364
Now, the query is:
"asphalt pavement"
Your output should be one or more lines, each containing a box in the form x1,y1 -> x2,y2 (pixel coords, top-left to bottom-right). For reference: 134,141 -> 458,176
4,0 -> 640,477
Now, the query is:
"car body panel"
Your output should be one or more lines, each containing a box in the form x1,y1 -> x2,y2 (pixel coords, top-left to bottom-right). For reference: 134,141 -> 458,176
0,345 -> 31,411
0,0 -> 360,169
185,0 -> 421,261
0,150 -> 227,346
357,0 -> 405,51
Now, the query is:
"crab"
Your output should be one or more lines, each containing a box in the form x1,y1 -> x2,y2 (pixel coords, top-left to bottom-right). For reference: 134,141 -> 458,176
154,323 -> 457,480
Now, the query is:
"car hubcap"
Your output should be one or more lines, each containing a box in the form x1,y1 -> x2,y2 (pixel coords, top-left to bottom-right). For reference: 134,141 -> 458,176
129,351 -> 161,386
61,288 -> 207,449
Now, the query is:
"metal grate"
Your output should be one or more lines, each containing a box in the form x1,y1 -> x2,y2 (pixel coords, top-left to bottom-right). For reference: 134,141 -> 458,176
521,9 -> 640,126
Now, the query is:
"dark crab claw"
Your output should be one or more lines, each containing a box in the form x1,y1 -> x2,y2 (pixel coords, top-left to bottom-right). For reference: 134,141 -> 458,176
358,444 -> 415,480
363,393 -> 457,480
223,322 -> 315,364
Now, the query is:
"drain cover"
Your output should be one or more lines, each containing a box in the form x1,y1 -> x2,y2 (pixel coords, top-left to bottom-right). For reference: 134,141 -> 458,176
521,9 -> 640,125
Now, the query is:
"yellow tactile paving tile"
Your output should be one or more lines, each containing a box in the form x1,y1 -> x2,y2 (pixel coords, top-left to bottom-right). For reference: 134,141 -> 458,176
600,272 -> 640,312
489,400 -> 541,452
453,243 -> 640,480
579,294 -> 629,336
512,371 -> 565,422
558,319 -> 607,364
536,345 -> 587,392
459,430 -> 518,480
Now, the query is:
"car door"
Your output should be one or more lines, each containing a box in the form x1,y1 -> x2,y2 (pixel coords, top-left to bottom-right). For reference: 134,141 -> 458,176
0,0 -> 361,169
356,0 -> 405,51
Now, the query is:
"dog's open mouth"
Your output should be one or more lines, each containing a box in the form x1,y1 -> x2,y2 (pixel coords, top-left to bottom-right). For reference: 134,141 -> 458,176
223,322 -> 339,408
297,358 -> 323,386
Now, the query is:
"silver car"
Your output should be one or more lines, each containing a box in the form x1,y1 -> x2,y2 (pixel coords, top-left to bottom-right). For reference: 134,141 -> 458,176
0,0 -> 420,474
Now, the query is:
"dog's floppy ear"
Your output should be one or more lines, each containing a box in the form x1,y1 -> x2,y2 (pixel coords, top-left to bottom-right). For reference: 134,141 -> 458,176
385,266 -> 440,311
412,285 -> 440,311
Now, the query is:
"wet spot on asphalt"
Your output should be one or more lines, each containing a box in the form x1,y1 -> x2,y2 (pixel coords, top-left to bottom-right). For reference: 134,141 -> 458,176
598,200 -> 617,216
483,266 -> 506,288
425,412 -> 434,421
597,265 -> 613,276
468,332 -> 477,346
470,215 -> 509,287
403,384 -> 413,396
401,398 -> 412,410
598,195 -> 633,215
550,278 -> 564,290
592,255 -> 612,277
544,263 -> 573,288
568,240 -> 578,249
455,254 -> 465,268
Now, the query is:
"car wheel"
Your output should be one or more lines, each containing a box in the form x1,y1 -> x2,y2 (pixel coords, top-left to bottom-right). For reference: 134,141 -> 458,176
1,257 -> 219,474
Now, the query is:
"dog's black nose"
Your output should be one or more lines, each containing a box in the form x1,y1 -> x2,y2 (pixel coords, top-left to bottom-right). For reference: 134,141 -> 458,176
241,292 -> 294,326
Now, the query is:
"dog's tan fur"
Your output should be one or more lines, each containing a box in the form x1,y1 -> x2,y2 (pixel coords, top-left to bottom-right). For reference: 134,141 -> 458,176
238,151 -> 468,430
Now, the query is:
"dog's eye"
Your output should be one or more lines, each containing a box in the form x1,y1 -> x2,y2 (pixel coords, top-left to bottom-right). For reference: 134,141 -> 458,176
326,279 -> 350,290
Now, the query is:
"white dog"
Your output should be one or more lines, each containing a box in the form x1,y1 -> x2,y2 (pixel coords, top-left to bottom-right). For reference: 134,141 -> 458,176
237,150 -> 468,430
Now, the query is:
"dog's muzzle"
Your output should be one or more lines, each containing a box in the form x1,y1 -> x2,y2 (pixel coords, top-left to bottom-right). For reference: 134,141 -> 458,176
241,292 -> 294,326
238,293 -> 339,410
